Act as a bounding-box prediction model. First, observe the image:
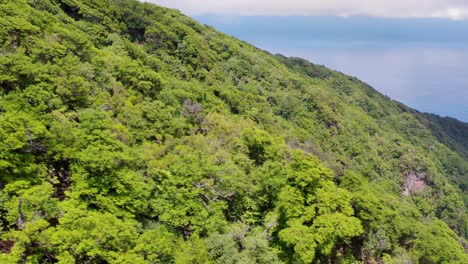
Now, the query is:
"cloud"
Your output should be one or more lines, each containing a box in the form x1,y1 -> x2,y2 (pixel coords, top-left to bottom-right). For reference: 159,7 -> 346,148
145,0 -> 468,20
432,8 -> 468,20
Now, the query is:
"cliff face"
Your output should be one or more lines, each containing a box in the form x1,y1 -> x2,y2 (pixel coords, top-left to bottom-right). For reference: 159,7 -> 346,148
0,0 -> 467,263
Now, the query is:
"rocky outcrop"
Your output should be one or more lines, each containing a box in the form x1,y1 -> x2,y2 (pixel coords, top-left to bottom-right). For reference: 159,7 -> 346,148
403,171 -> 427,196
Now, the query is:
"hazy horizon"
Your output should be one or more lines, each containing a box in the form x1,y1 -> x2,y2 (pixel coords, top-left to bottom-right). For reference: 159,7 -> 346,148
193,15 -> 468,122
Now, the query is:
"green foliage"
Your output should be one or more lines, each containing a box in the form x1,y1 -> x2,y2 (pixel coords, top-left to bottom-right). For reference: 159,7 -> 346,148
277,152 -> 363,263
0,0 -> 466,263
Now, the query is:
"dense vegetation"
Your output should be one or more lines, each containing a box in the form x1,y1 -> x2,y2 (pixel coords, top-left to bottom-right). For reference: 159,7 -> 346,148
0,0 -> 467,263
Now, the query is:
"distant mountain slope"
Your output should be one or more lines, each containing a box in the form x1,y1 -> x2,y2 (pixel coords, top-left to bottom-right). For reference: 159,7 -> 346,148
418,113 -> 468,158
0,0 -> 466,263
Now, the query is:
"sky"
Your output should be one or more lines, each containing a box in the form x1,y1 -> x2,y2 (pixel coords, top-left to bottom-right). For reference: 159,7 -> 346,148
148,0 -> 468,20
146,1 -> 468,122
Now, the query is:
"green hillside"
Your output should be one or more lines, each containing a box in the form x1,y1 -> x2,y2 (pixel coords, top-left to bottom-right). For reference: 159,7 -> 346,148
0,0 -> 467,263
417,113 -> 468,158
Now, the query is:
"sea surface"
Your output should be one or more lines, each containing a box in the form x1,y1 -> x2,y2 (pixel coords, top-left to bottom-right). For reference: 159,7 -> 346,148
195,16 -> 468,122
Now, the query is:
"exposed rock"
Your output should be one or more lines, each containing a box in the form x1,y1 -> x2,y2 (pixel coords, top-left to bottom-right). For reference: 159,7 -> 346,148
403,171 -> 427,196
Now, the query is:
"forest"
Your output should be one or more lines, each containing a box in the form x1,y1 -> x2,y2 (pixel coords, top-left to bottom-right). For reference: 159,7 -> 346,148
0,0 -> 467,263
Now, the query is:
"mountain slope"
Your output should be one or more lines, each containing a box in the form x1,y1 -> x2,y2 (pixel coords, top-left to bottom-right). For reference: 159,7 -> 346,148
418,113 -> 468,158
0,0 -> 467,263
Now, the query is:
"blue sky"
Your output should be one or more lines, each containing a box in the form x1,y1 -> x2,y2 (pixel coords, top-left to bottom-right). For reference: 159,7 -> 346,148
147,1 -> 468,121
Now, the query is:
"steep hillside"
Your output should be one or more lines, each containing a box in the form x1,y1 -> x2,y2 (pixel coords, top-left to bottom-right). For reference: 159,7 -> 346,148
0,0 -> 467,263
418,113 -> 468,158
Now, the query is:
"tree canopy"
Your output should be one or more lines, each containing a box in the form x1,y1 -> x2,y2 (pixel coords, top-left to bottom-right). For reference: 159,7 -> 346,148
0,0 -> 467,263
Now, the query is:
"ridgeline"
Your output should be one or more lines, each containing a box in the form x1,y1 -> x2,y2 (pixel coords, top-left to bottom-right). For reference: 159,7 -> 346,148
0,0 -> 467,263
